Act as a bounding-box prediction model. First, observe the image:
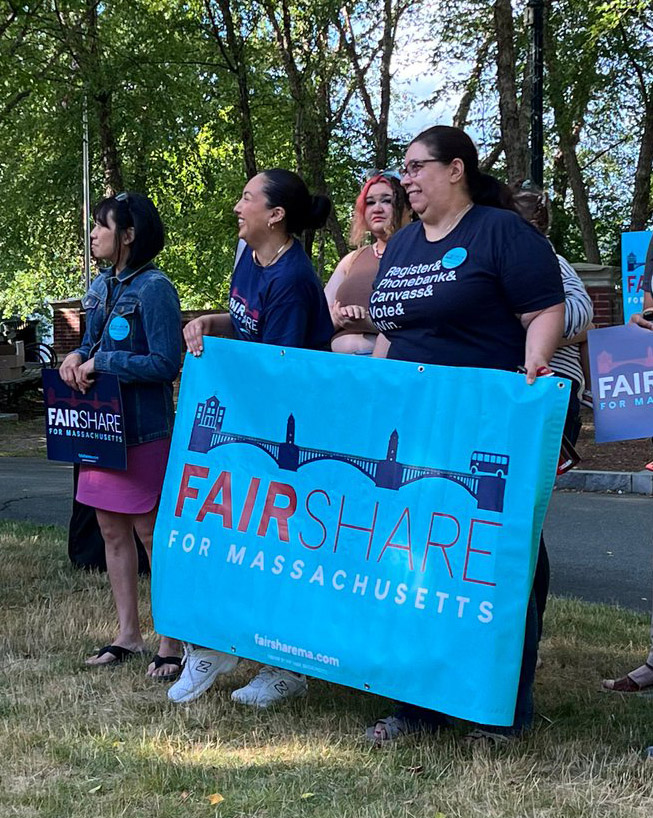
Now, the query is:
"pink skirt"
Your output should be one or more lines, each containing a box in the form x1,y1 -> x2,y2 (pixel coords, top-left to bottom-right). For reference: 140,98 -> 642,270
76,438 -> 171,514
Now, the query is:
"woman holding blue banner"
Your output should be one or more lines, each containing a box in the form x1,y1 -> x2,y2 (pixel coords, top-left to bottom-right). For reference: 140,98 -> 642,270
367,125 -> 565,743
176,169 -> 332,706
59,193 -> 183,680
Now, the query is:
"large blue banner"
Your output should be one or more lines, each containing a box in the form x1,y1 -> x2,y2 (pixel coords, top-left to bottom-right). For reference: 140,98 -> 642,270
622,231 -> 652,323
152,338 -> 568,726
588,323 -> 653,442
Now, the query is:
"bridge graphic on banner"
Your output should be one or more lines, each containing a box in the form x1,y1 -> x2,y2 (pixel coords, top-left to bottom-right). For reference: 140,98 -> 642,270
189,396 -> 509,512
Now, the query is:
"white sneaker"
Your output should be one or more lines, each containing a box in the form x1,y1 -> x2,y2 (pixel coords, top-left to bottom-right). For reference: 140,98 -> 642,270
231,665 -> 307,708
168,645 -> 239,704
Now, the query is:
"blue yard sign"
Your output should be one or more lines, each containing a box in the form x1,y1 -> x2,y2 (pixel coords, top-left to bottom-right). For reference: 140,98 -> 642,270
152,338 -> 568,726
622,231 -> 652,323
42,368 -> 126,469
588,323 -> 653,442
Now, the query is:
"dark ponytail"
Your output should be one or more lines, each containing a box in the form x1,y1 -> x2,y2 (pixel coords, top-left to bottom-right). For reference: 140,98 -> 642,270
261,169 -> 332,235
410,125 -> 516,212
469,172 -> 516,211
307,194 -> 331,230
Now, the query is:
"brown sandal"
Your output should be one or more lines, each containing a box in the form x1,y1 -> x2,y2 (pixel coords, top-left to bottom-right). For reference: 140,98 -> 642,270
602,674 -> 653,693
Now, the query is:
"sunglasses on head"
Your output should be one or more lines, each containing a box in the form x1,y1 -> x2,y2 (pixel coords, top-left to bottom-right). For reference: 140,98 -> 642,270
363,168 -> 401,183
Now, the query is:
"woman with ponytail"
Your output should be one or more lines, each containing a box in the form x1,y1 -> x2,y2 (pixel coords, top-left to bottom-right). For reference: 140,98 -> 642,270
176,169 -> 332,706
367,126 -> 565,743
184,169 -> 332,352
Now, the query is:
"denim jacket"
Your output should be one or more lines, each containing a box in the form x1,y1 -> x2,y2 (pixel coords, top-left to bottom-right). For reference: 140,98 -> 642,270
74,263 -> 182,446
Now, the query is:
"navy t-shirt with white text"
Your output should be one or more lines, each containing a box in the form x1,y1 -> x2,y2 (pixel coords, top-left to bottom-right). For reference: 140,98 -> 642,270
370,205 -> 564,371
229,240 -> 332,350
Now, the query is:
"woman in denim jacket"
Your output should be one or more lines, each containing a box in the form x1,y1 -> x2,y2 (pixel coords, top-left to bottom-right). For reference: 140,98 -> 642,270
59,192 -> 183,680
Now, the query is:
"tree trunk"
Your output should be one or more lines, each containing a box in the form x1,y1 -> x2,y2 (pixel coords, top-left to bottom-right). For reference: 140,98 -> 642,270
95,90 -> 123,196
629,86 -> 653,230
493,0 -> 529,180
453,37 -> 490,130
549,149 -> 568,256
561,134 -> 601,263
375,0 -> 393,168
212,0 -> 257,179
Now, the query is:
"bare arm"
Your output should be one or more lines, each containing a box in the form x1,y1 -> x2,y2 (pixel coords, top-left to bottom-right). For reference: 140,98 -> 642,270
520,302 -> 565,384
324,251 -> 372,332
372,333 -> 390,358
183,312 -> 234,357
324,254 -> 352,308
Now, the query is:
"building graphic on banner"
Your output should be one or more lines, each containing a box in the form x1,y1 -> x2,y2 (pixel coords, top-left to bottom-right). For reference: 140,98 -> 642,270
622,230 -> 652,323
189,395 -> 509,512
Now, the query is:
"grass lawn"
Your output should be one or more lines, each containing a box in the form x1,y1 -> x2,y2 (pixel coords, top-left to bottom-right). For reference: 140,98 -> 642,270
0,416 -> 46,457
1,519 -> 653,817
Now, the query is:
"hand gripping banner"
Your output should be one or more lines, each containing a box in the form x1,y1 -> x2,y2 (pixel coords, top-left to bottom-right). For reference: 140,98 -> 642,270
152,338 -> 568,725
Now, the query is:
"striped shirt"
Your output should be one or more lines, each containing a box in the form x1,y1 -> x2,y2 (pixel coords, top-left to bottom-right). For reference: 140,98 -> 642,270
549,254 -> 593,393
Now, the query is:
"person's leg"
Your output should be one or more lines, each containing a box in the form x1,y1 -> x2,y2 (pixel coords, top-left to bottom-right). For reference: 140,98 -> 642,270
563,387 -> 582,447
533,535 -> 549,642
131,507 -> 183,678
86,509 -> 146,665
603,601 -> 653,692
468,588 -> 538,741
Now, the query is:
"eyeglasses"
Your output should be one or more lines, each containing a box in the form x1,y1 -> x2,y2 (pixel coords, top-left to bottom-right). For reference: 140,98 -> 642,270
115,192 -> 129,203
363,168 -> 401,182
399,159 -> 443,178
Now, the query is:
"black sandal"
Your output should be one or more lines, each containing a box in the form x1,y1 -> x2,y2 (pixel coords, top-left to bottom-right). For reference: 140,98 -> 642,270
86,644 -> 144,666
148,654 -> 183,682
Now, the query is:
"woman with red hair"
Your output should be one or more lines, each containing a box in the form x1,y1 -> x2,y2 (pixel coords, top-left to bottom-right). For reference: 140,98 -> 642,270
324,172 -> 411,354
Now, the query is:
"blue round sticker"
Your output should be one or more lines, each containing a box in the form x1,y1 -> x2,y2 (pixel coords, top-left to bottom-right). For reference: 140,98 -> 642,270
442,247 -> 468,269
108,314 -> 130,341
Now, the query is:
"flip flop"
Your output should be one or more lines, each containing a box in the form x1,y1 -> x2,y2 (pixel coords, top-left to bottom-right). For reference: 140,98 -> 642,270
86,644 -> 145,666
148,653 -> 183,682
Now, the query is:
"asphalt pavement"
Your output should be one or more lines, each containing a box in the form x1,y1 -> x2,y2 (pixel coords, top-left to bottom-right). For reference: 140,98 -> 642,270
0,457 -> 651,613
0,456 -> 73,526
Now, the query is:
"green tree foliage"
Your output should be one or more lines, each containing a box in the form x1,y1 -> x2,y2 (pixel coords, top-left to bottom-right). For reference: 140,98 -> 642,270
0,0 -> 415,318
426,0 -> 653,265
1,0 -> 651,320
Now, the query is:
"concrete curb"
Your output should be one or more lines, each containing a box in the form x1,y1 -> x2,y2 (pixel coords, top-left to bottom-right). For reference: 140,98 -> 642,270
555,469 -> 653,495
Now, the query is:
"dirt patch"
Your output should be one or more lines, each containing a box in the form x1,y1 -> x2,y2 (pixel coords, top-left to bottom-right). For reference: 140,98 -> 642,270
0,416 -> 46,457
0,392 -> 47,457
574,407 -> 650,472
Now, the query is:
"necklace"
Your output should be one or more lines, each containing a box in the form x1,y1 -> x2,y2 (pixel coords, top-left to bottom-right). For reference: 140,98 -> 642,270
372,241 -> 386,259
253,238 -> 291,267
429,202 -> 473,241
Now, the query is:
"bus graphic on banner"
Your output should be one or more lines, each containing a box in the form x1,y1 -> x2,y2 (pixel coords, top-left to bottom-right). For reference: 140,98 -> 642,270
470,451 -> 510,477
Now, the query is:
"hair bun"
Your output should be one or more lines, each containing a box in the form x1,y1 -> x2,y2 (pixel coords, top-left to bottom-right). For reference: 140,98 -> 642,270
307,194 -> 331,230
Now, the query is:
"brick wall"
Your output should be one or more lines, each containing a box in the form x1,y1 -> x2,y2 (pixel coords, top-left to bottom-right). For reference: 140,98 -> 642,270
587,286 -> 617,328
51,299 -> 83,356
572,264 -> 621,328
51,301 -> 222,357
